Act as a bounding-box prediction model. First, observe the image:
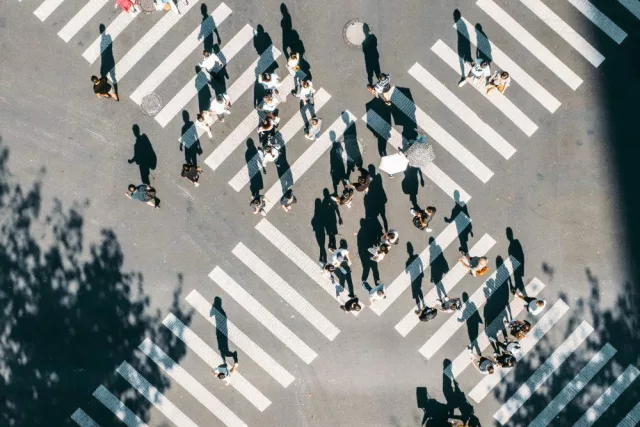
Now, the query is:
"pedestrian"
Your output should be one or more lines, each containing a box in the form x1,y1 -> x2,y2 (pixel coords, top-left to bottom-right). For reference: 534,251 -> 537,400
368,243 -> 390,262
504,318 -> 532,340
200,51 -> 222,73
91,75 -> 119,101
381,229 -> 399,246
516,292 -> 547,316
257,117 -> 279,140
305,117 -> 322,141
351,167 -> 371,194
196,110 -> 215,138
125,184 -> 158,208
115,0 -> 137,13
459,58 -> 491,88
280,188 -> 297,212
340,297 -> 362,313
250,194 -> 267,216
367,73 -> 392,105
486,70 -> 511,95
211,93 -> 231,122
258,144 -> 280,174
181,164 -> 203,187
437,295 -> 463,313
212,363 -> 238,385
332,181 -> 355,208
458,253 -> 489,277
258,93 -> 280,116
330,246 -> 353,269
468,349 -> 496,375
411,206 -> 436,232
296,79 -> 316,105
258,72 -> 281,93
286,52 -> 301,77
416,305 -> 438,321
362,281 -> 386,303
323,263 -> 340,286
493,349 -> 516,368
489,332 -> 522,358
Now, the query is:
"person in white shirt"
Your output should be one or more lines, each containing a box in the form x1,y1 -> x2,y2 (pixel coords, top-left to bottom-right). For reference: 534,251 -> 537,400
330,248 -> 352,268
200,50 -> 222,73
196,110 -> 215,138
460,58 -> 491,88
258,72 -> 281,93
287,52 -> 300,76
258,94 -> 280,115
212,363 -> 238,385
362,281 -> 386,302
516,292 -> 547,316
305,117 -> 322,141
296,80 -> 316,118
486,70 -> 511,95
367,73 -> 392,105
211,93 -> 231,122
368,243 -> 390,262
258,145 -> 280,174
489,332 -> 522,358
468,349 -> 496,375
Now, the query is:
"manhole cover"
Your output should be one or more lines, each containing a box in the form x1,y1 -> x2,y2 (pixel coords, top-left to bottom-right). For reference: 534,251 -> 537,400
140,93 -> 163,116
139,0 -> 156,13
343,20 -> 367,47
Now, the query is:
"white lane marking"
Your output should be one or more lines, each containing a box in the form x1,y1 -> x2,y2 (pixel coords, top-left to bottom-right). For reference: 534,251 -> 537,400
574,365 -> 640,427
57,0 -> 109,42
617,400 -> 640,427
362,109 -> 471,204
454,16 -> 561,112
34,0 -> 65,21
233,243 -> 340,340
71,409 -> 101,427
130,3 -> 232,105
254,218 -> 362,314
567,0 -> 627,43
394,234 -> 495,337
446,278 -> 545,379
83,12 -> 138,63
477,0 -> 583,90
618,0 -> 640,20
203,73 -> 293,165
110,0 -> 199,82
209,267 -> 318,363
419,256 -> 520,359
431,41 -> 539,136
518,0 -> 604,67
494,320 -> 594,424
157,24 -> 257,129
163,313 -> 271,411
186,289 -> 295,387
409,62 -> 517,158
229,88 -> 331,191
389,87 -> 494,183
262,111 -> 358,213
529,343 -> 617,427
93,385 -> 148,427
371,213 -> 471,316
138,338 -> 247,427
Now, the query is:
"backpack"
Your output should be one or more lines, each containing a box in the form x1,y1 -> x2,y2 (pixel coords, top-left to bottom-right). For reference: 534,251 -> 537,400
419,307 -> 438,322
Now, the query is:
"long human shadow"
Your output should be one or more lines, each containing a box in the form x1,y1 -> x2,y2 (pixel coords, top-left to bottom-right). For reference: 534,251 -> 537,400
483,256 -> 510,327
407,242 -> 425,310
357,217 -> 383,284
275,141 -> 293,193
329,136 -> 347,195
0,138 -> 193,426
335,238 -> 354,297
98,24 -> 117,96
195,66 -> 212,111
428,237 -> 449,296
402,166 -> 424,209
444,190 -> 473,253
280,3 -> 310,78
343,121 -> 362,180
245,138 -> 263,197
417,381 -> 481,427
180,111 -> 201,167
442,360 -> 478,423
209,45 -> 229,97
389,87 -> 419,143
364,97 -> 393,157
506,227 -> 526,295
311,198 -> 328,264
321,188 -> 341,251
460,291 -> 483,355
210,297 -> 239,365
364,164 -> 389,232
362,23 -> 381,86
475,23 -> 492,64
453,9 -> 471,80
252,24 -> 278,106
128,125 -> 157,185
198,4 -> 221,55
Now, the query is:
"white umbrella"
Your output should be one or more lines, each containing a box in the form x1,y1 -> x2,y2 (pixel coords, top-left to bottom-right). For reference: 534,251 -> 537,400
379,153 -> 409,175
404,134 -> 435,170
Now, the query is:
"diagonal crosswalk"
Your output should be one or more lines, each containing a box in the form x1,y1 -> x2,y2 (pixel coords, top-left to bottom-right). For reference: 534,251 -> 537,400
565,0 -> 627,43
92,385 -> 148,427
70,408 -> 100,427
57,0 -> 109,43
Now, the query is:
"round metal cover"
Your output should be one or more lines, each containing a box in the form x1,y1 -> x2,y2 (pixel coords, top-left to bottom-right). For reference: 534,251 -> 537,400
140,93 -> 163,116
343,20 -> 367,47
139,0 -> 156,13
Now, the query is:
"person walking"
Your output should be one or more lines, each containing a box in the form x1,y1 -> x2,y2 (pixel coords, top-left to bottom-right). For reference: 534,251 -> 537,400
258,72 -> 281,93
250,194 -> 267,216
280,188 -> 297,212
459,58 -> 491,88
458,253 -> 489,277
486,70 -> 511,95
258,144 -> 280,174
411,206 -> 436,232
489,331 -> 522,358
416,305 -> 438,321
351,166 -> 371,194
437,295 -> 463,313
115,0 -> 137,13
126,184 -> 158,208
381,229 -> 399,246
367,73 -> 392,105
212,363 -> 238,385
211,93 -> 231,122
332,181 -> 355,208
305,117 -> 322,141
368,243 -> 390,262
181,164 -> 202,187
362,281 -> 386,303
196,110 -> 215,138
258,93 -> 280,117
330,246 -> 353,270
257,117 -> 279,142
340,297 -> 362,313
516,292 -> 547,316
504,318 -> 532,340
91,75 -> 119,101
493,348 -> 516,368
286,52 -> 301,80
468,349 -> 496,375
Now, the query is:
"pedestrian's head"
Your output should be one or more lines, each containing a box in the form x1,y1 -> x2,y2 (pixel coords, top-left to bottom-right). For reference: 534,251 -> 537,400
339,238 -> 348,249
197,113 -> 204,122
481,60 -> 489,68
216,94 -> 224,103
301,80 -> 310,88
91,75 -> 99,83
426,206 -> 436,215
380,244 -> 390,254
127,184 -> 136,193
358,175 -> 366,184
501,71 -> 509,79
263,94 -> 273,102
203,50 -> 210,58
217,372 -> 226,380
487,364 -> 495,374
251,197 -> 261,206
523,322 -> 531,332
290,52 -> 298,60
380,73 -> 388,80
324,264 -> 335,273
261,72 -> 271,81
310,117 -> 318,126
478,257 -> 488,267
376,289 -> 386,297
182,164 -> 191,172
284,188 -> 293,199
536,300 -> 546,308
353,303 -> 362,312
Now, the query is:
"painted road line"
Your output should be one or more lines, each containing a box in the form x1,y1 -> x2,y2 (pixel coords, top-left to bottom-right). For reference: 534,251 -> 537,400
518,0 -> 604,67
93,385 -> 148,427
233,243 -> 340,340
116,361 -> 198,427
203,73 -> 293,165
409,62 -> 517,158
371,213 -> 471,316
139,338 -> 246,427
186,289 -> 295,387
394,234 -> 495,337
529,343 -> 617,427
163,313 -> 271,411
82,11 -> 138,63
110,0 -> 199,83
34,0 -> 65,21
455,16 -> 561,112
254,218 -> 362,314
58,0 -> 109,42
567,0 -> 627,44
156,24 -> 258,128
574,365 -> 640,427
71,409 -> 100,427
617,400 -> 640,427
130,3 -> 232,105
390,87 -> 494,183
210,267 -> 318,363
619,0 -> 640,20
446,278 -> 545,379
494,320 -> 595,424
477,0 -> 583,90
229,88 -> 331,191
362,109 -> 471,205
262,111 -> 358,213
431,40 -> 538,136
419,256 -> 520,359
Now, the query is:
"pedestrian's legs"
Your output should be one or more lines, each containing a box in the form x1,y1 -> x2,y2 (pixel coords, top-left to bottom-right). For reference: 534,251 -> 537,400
205,128 -> 213,138
217,113 -> 225,122
362,281 -> 372,293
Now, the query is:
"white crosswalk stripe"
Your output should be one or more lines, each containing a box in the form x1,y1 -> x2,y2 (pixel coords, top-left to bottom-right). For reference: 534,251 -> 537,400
233,243 -> 340,340
162,313 -> 271,411
418,256 -> 520,359
228,88 -> 331,191
209,266 -> 318,364
618,400 -> 640,427
574,365 -> 640,427
138,338 -> 247,427
186,289 -> 295,387
619,0 -> 640,20
477,0 -> 583,90
262,111 -> 358,213
34,0 -> 65,21
566,0 -> 627,44
409,62 -> 517,158
93,385 -> 148,427
529,343 -> 617,427
71,408 -> 101,427
116,361 -> 199,427
394,234 -> 495,337
130,3 -> 233,105
57,0 -> 109,43
445,278 -> 545,379
389,87 -> 494,183
518,0 -> 605,67
431,40 -> 538,136
82,11 -> 138,63
454,16 -> 561,112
